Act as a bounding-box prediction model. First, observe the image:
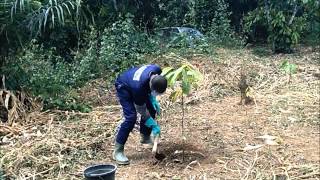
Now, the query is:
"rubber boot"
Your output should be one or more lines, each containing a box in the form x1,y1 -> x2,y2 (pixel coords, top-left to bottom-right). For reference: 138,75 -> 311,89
140,134 -> 153,145
112,142 -> 130,165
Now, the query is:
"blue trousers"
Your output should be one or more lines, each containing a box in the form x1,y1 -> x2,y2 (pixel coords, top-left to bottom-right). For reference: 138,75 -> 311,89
115,81 -> 156,145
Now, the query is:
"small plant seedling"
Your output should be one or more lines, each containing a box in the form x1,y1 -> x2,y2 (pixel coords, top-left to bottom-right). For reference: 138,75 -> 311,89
280,60 -> 297,83
161,61 -> 203,161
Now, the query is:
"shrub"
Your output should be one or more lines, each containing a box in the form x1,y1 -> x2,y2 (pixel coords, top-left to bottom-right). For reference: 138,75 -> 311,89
99,15 -> 155,77
207,0 -> 244,47
2,40 -> 92,112
243,0 -> 317,53
1,17 -> 159,112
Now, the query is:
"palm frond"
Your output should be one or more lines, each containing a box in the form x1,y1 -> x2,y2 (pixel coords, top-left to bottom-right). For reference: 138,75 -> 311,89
58,5 -> 64,24
44,7 -> 51,28
51,7 -> 55,27
62,2 -> 71,15
1,0 -> 94,41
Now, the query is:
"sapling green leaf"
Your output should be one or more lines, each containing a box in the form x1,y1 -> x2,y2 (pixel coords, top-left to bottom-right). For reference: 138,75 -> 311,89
161,60 -> 203,162
182,69 -> 191,94
170,65 -> 185,87
161,67 -> 174,76
280,60 -> 297,83
280,60 -> 297,74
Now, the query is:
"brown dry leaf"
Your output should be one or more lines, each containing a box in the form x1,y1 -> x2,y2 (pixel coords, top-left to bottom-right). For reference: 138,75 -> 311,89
265,139 -> 280,145
243,144 -> 264,151
255,134 -> 277,140
145,172 -> 162,179
255,134 -> 283,145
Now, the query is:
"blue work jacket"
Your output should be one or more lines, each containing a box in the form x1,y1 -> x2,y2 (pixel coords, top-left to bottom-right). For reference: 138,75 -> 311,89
116,64 -> 162,105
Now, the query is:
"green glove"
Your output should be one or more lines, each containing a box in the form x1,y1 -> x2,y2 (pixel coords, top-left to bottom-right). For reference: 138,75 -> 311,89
149,95 -> 160,115
145,117 -> 161,136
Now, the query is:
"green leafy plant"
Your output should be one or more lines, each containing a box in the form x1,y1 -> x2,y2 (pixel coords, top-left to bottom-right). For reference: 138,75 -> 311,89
99,15 -> 153,77
1,39 -> 94,112
0,168 -> 5,180
208,0 -> 244,46
243,0 -> 315,53
0,0 -> 92,53
268,11 -> 306,53
161,60 -> 203,161
280,60 -> 297,83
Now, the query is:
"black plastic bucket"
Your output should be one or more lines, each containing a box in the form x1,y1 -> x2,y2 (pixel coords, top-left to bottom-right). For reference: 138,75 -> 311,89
84,164 -> 117,180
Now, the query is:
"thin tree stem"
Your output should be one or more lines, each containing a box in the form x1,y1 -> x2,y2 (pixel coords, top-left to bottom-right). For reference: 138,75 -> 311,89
2,75 -> 5,90
182,94 -> 185,162
289,4 -> 298,25
182,94 -> 184,136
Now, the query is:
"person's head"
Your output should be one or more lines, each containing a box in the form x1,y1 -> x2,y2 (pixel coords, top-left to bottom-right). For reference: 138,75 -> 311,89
150,74 -> 167,96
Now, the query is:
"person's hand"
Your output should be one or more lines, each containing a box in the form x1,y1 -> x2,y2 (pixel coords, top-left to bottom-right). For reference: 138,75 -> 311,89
151,125 -> 160,136
145,117 -> 161,136
149,95 -> 160,115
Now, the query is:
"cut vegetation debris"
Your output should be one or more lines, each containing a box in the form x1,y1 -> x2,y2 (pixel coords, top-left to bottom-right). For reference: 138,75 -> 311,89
0,90 -> 40,125
0,47 -> 319,179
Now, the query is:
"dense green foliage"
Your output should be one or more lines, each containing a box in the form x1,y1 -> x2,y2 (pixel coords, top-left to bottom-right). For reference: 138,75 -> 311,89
0,0 -> 319,111
244,0 -> 319,52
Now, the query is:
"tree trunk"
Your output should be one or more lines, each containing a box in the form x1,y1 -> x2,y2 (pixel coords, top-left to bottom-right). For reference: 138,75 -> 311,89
288,4 -> 298,25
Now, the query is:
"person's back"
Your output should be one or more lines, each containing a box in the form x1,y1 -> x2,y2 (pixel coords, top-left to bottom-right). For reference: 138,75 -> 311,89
116,64 -> 162,105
